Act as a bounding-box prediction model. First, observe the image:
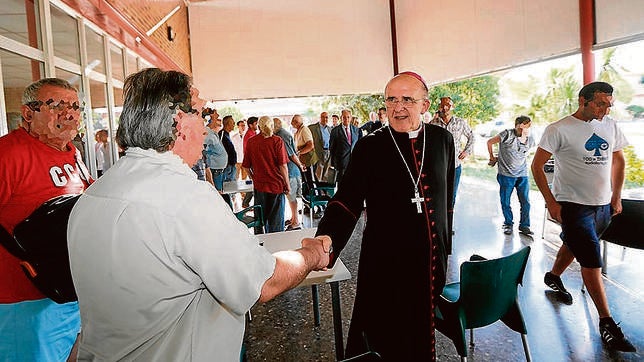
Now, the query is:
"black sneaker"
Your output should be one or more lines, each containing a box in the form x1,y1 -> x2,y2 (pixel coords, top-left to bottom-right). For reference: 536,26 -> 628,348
544,272 -> 573,304
503,224 -> 512,235
519,226 -> 534,235
600,319 -> 636,352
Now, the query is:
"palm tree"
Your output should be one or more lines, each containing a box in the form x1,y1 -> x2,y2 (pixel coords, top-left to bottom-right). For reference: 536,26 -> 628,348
597,47 -> 634,103
505,66 -> 580,124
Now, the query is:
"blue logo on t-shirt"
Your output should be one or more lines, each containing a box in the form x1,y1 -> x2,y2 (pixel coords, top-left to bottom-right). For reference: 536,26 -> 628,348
585,133 -> 609,156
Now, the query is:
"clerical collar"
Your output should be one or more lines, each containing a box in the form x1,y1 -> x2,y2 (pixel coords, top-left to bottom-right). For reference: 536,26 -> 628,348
407,123 -> 423,139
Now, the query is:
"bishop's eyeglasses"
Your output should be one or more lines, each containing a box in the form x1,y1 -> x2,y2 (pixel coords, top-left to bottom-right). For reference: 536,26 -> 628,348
384,96 -> 426,107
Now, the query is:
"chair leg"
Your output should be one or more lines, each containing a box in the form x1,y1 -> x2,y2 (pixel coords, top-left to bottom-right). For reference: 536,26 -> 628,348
541,206 -> 547,239
521,334 -> 532,362
470,329 -> 474,346
311,285 -> 320,327
601,239 -> 607,275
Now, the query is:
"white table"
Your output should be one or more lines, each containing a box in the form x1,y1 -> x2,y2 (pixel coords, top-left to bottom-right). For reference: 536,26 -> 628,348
222,180 -> 254,195
257,228 -> 351,360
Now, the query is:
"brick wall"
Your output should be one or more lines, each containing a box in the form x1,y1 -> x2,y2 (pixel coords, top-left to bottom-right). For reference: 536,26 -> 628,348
106,0 -> 192,74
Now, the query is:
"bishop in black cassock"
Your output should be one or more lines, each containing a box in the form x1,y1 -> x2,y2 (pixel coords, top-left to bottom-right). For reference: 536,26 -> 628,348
316,72 -> 455,361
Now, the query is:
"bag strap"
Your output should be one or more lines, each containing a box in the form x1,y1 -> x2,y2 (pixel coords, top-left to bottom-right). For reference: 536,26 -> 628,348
0,224 -> 24,258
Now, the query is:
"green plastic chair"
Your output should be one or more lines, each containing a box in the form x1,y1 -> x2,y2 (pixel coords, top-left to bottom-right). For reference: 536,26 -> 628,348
302,183 -> 335,227
435,246 -> 532,362
234,204 -> 265,234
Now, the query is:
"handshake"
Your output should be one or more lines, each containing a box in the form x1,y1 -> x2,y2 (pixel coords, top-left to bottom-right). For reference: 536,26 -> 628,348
301,235 -> 333,271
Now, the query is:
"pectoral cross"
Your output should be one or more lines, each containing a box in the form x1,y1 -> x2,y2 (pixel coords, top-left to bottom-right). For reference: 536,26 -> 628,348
411,190 -> 423,214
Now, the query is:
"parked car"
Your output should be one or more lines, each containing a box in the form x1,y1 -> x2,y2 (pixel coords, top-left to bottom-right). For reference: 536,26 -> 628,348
475,119 -> 513,137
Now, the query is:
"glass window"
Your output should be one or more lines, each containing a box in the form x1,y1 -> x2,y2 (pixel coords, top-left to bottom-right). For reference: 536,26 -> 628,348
88,79 -> 109,171
55,67 -> 88,164
89,79 -> 108,134
51,5 -> 80,64
126,52 -> 138,76
0,0 -> 42,49
85,27 -> 105,75
110,86 -> 124,162
54,68 -> 82,92
109,43 -> 124,82
112,86 -> 123,125
1,49 -> 44,132
140,59 -> 153,70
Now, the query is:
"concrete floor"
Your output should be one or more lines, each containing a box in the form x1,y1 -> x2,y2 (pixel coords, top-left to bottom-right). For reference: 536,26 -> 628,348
243,176 -> 644,361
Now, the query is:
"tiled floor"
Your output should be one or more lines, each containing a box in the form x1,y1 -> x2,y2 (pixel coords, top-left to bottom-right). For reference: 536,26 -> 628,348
243,176 -> 643,361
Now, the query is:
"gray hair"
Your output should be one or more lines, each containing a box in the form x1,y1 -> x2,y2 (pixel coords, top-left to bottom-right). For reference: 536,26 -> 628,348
116,68 -> 193,152
22,78 -> 77,104
258,116 -> 274,136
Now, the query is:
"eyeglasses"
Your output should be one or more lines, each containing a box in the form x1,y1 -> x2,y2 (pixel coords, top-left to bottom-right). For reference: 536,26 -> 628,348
384,96 -> 426,107
26,99 -> 83,112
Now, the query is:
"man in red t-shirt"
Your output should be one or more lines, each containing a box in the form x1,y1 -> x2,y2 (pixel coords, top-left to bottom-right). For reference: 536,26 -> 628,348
0,78 -> 90,361
242,116 -> 290,233
241,116 -> 259,207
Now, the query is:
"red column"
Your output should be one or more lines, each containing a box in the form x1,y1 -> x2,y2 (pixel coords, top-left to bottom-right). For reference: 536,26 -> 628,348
389,0 -> 399,76
25,0 -> 41,81
579,0 -> 595,84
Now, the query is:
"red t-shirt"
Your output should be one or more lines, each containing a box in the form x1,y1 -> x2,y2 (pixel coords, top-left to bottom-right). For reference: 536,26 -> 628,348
0,128 -> 90,302
242,135 -> 288,194
243,128 -> 258,151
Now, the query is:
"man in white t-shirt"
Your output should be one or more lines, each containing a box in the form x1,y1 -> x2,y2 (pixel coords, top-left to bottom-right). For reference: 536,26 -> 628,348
531,81 -> 635,352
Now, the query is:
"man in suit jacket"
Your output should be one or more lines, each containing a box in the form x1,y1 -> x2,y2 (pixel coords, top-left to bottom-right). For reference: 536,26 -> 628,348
329,109 -> 361,185
308,111 -> 332,182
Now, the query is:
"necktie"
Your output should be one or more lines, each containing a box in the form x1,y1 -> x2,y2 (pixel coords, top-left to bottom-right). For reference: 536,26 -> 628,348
346,127 -> 351,142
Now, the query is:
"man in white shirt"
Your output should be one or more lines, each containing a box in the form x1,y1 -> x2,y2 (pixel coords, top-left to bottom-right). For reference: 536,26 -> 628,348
532,81 -> 635,352
292,115 -> 317,190
429,97 -> 474,209
67,68 -> 331,360
232,119 -> 247,180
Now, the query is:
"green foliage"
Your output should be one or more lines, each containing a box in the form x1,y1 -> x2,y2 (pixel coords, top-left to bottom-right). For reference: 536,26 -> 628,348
318,94 -> 384,124
624,146 -> 644,187
506,66 -> 581,125
597,47 -> 635,103
625,105 -> 644,119
317,75 -> 501,127
429,75 -> 501,126
506,48 -> 637,125
217,106 -> 244,122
